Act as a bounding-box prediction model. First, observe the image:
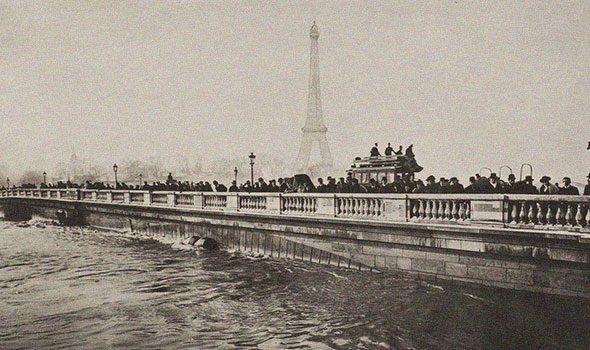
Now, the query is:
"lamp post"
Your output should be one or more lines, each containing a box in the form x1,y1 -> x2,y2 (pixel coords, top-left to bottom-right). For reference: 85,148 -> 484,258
43,171 -> 47,184
113,163 -> 118,189
6,178 -> 9,189
139,173 -> 143,186
234,167 -> 238,184
248,152 -> 256,185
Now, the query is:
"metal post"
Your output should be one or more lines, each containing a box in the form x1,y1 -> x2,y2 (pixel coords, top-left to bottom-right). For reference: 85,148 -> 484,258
113,163 -> 118,189
248,152 -> 256,186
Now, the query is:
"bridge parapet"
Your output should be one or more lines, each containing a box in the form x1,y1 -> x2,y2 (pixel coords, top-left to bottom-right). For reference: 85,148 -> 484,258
2,189 -> 589,234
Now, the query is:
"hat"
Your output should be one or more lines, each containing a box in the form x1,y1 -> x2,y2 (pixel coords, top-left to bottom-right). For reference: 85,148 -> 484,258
540,176 -> 551,183
508,174 -> 516,180
525,175 -> 534,181
490,173 -> 498,179
450,177 -> 458,182
587,172 -> 590,178
469,176 -> 476,182
426,175 -> 436,181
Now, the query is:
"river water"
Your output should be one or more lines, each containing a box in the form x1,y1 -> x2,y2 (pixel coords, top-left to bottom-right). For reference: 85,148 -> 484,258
0,220 -> 589,350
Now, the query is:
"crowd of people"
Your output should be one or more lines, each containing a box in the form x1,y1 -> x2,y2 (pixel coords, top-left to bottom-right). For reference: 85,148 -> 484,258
2,172 -> 589,196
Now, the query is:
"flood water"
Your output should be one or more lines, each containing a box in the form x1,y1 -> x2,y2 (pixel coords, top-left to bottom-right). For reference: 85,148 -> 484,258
0,219 -> 589,350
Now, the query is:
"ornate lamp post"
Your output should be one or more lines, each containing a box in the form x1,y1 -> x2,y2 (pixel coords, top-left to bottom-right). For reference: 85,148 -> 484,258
248,152 -> 256,185
234,167 -> 238,184
6,177 -> 9,189
43,171 -> 47,184
139,173 -> 143,186
113,163 -> 118,189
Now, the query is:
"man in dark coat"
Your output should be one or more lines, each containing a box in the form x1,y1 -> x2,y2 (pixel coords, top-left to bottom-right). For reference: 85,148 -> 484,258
384,143 -> 394,156
559,177 -> 579,195
423,175 -> 439,193
449,177 -> 464,193
585,173 -> 590,195
370,143 -> 380,157
520,176 -> 538,194
503,174 -> 516,193
464,176 -> 477,193
228,181 -> 239,192
488,173 -> 504,193
213,181 -> 227,192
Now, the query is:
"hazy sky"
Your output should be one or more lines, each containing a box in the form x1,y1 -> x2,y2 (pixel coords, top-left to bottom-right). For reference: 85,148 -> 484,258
1,1 -> 588,182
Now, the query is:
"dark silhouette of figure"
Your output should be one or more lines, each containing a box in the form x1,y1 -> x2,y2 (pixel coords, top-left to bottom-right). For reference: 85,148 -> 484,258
405,144 -> 414,158
370,143 -> 380,157
384,143 -> 394,156
394,145 -> 403,155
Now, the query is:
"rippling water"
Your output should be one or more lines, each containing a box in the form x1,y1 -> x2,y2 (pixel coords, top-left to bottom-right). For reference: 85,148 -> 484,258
0,219 -> 589,349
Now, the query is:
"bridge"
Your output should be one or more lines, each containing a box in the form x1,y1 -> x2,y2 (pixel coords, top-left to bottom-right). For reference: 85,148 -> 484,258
1,188 -> 589,298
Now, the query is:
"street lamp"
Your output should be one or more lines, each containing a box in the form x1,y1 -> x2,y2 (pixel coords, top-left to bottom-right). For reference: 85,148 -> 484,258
43,171 -> 47,184
234,167 -> 238,184
248,152 -> 256,185
139,173 -> 143,186
113,163 -> 118,189
6,178 -> 9,189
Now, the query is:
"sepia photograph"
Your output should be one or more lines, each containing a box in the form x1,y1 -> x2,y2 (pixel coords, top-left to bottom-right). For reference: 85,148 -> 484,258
0,1 -> 589,349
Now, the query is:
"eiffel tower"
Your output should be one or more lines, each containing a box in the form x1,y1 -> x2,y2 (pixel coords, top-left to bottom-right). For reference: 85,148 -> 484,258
295,22 -> 333,176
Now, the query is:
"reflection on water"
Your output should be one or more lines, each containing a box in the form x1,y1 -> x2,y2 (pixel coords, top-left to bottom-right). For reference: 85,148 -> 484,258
0,220 -> 589,349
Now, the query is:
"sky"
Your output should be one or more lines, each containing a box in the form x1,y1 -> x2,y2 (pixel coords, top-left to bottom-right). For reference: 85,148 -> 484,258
0,1 -> 588,183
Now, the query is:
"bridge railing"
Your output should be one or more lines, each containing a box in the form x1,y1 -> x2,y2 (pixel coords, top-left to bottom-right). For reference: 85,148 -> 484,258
505,195 -> 590,229
1,189 -> 588,232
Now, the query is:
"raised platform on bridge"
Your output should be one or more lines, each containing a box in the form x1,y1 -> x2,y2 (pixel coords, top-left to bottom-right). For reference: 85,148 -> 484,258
1,189 -> 589,298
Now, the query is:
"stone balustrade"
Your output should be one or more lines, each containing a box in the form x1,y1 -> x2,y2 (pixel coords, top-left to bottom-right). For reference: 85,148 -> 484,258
238,194 -> 268,211
2,189 -> 589,233
506,195 -> 590,229
408,195 -> 473,222
203,194 -> 227,209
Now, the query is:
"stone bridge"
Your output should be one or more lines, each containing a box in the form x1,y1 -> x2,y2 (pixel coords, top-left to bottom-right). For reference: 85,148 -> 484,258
1,189 -> 589,297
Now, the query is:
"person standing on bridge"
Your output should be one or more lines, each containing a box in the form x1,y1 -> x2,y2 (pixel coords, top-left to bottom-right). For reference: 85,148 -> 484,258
384,143 -> 394,156
584,173 -> 590,195
559,177 -> 579,195
370,143 -> 380,157
539,176 -> 559,194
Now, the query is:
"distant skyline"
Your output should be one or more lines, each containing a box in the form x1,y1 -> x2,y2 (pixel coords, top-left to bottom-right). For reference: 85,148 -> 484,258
0,1 -> 588,183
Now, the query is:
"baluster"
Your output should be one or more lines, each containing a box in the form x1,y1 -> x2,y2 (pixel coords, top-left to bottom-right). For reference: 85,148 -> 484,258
437,200 -> 445,220
575,204 -> 583,227
536,203 -> 544,225
546,204 -> 554,225
367,199 -> 374,217
418,200 -> 425,219
361,199 -> 367,216
411,200 -> 419,220
510,202 -> 519,224
556,204 -> 565,226
451,200 -> 458,221
519,202 -> 527,223
585,205 -> 590,227
458,201 -> 466,221
465,202 -> 471,220
444,200 -> 451,221
425,200 -> 432,220
565,204 -> 574,227
527,202 -> 535,224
